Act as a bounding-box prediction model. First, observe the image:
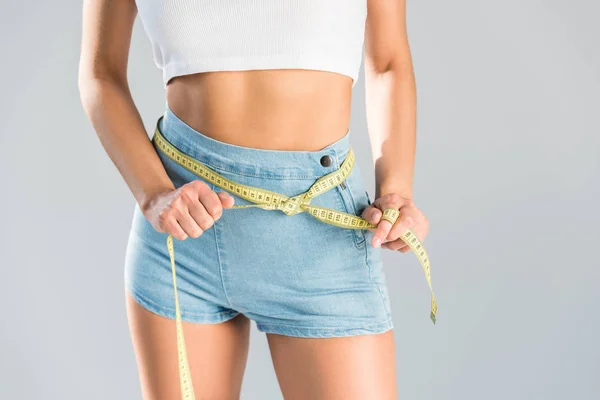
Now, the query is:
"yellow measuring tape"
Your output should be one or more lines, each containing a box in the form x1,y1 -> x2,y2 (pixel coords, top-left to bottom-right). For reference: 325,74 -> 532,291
152,120 -> 437,399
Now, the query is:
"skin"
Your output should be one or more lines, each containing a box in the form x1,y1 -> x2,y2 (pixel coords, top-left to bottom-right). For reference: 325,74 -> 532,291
79,0 -> 429,398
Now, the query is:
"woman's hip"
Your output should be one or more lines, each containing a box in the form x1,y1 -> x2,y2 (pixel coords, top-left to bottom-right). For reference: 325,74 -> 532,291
123,104 -> 392,333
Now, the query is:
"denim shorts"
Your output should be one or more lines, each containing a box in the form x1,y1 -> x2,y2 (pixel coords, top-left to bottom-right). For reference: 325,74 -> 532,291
124,106 -> 394,338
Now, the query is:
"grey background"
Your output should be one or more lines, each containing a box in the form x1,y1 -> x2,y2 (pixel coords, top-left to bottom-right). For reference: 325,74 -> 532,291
1,1 -> 598,399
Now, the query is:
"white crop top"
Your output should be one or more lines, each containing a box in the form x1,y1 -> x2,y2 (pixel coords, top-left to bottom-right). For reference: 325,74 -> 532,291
134,0 -> 367,88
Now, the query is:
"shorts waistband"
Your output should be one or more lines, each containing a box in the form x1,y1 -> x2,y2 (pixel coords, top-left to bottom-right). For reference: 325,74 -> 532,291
157,104 -> 352,179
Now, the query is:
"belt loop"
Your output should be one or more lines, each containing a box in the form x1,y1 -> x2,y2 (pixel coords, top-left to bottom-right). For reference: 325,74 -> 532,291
334,150 -> 347,190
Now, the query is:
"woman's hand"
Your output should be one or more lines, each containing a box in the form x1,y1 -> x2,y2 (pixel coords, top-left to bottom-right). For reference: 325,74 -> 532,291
141,180 -> 235,241
361,193 -> 429,252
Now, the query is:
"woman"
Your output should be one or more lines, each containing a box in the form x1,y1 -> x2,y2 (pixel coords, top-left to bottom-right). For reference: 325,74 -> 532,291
79,0 -> 429,398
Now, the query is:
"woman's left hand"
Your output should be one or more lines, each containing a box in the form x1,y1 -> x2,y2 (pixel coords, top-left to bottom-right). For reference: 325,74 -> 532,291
361,193 -> 429,252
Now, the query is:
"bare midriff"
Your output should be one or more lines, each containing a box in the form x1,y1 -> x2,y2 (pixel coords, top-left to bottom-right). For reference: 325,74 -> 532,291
165,69 -> 354,151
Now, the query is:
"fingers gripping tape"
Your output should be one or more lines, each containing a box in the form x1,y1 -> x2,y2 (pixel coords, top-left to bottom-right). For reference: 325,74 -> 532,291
381,208 -> 400,224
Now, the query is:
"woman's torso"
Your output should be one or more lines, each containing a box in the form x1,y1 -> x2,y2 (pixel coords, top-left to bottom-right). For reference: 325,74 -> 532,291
166,71 -> 353,151
135,0 -> 367,151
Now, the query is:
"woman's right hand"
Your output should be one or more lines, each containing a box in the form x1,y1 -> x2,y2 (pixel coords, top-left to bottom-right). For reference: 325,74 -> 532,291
141,180 -> 235,240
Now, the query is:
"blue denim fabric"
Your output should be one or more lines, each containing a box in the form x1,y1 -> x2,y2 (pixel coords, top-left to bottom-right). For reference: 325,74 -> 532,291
124,105 -> 393,338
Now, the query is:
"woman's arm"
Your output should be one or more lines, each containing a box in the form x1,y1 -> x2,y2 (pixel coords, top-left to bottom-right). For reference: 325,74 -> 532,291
79,0 -> 174,211
362,0 -> 429,250
79,0 -> 233,240
364,0 -> 416,200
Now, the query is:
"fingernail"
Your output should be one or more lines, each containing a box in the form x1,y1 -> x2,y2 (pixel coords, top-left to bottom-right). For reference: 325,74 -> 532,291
371,210 -> 379,221
373,237 -> 381,248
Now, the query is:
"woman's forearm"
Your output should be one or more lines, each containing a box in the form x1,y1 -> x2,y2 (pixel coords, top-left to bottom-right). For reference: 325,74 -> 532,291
79,77 -> 175,212
365,61 -> 417,200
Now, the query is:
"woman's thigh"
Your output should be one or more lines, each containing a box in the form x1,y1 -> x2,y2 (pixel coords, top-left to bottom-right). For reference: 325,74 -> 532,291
266,330 -> 398,399
125,290 -> 251,400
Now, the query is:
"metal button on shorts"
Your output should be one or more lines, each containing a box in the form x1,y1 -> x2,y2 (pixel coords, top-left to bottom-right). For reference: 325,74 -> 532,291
320,155 -> 333,167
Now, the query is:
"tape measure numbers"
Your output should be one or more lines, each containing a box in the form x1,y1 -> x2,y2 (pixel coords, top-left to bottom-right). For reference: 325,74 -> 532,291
152,118 -> 437,399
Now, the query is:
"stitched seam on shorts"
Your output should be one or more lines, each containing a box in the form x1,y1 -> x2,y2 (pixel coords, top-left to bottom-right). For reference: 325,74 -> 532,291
364,240 -> 391,319
255,316 -> 393,330
339,184 -> 366,248
199,162 -> 325,180
166,137 -> 329,180
330,186 -> 362,248
126,282 -> 238,319
256,322 -> 394,338
330,154 -> 365,249
211,197 -> 235,310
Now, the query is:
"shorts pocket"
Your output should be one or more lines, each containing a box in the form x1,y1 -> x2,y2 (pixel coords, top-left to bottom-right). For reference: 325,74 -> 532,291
334,177 -> 370,248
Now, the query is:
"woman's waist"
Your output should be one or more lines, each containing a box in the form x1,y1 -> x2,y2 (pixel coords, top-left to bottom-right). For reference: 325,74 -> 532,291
156,103 -> 356,180
165,71 -> 353,152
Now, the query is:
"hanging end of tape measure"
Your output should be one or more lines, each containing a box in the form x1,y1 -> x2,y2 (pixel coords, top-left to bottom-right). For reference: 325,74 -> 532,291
430,295 -> 438,325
